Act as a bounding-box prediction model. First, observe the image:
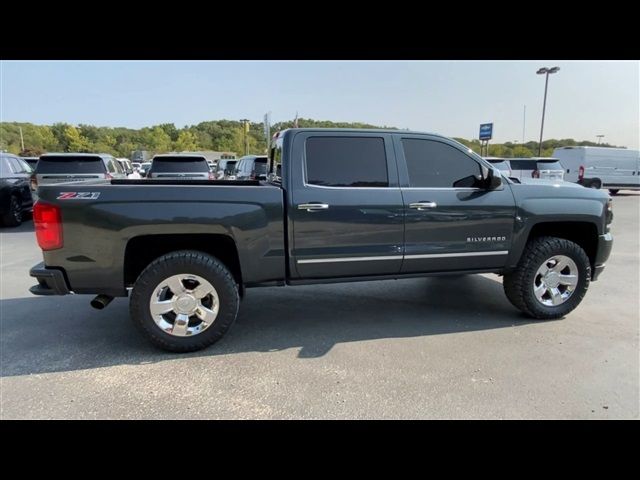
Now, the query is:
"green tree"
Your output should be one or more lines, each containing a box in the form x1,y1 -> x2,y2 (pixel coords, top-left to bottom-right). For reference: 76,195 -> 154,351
174,130 -> 198,151
63,126 -> 92,152
147,126 -> 172,152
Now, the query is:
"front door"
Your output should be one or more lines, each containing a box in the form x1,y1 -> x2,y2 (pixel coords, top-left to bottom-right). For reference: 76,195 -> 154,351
394,135 -> 516,273
290,132 -> 404,279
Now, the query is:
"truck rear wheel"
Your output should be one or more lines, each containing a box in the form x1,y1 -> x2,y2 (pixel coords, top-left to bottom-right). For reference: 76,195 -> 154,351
608,189 -> 619,195
503,236 -> 591,320
130,250 -> 239,352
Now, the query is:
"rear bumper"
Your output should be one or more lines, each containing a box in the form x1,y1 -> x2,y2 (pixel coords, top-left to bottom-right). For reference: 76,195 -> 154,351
592,233 -> 613,281
29,262 -> 71,295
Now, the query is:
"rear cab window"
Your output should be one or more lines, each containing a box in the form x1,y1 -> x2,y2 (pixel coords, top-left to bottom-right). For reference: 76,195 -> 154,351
305,136 -> 388,187
36,155 -> 106,174
150,156 -> 210,173
509,159 -> 538,171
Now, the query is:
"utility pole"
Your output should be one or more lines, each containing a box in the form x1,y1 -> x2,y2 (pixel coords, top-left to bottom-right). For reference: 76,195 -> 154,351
263,112 -> 271,153
240,119 -> 250,156
522,105 -> 526,144
536,66 -> 560,156
19,127 -> 25,152
596,135 -> 605,145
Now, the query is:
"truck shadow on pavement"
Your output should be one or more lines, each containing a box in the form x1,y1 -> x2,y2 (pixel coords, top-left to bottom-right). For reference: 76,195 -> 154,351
1,275 -> 537,377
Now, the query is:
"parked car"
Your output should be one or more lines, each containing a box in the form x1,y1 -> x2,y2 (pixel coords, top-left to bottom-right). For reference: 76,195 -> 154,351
21,157 -> 40,170
30,128 -> 613,353
33,153 -> 126,190
139,162 -> 152,177
234,155 -> 268,181
132,162 -> 142,172
147,154 -> 214,180
0,153 -> 34,227
508,158 -> 565,181
206,160 -> 216,171
116,158 -> 134,175
214,159 -> 238,180
553,146 -> 640,194
483,157 -> 512,176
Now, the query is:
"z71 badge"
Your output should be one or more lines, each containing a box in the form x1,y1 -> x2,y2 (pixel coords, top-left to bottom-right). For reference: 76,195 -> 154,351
57,192 -> 101,200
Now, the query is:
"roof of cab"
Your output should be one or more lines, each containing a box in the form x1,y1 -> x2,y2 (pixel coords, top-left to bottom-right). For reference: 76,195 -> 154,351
39,153 -> 114,159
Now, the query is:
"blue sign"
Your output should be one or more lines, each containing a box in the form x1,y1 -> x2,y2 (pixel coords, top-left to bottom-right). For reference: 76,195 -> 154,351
479,123 -> 493,140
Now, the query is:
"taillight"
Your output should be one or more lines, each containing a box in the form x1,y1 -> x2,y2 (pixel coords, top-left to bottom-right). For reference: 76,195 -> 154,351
30,174 -> 38,191
578,165 -> 585,180
33,202 -> 63,250
532,170 -> 540,178
250,173 -> 256,180
208,172 -> 215,180
105,172 -> 113,180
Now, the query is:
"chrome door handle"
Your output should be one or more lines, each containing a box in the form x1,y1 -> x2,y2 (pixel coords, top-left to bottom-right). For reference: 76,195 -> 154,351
298,203 -> 329,212
409,201 -> 437,210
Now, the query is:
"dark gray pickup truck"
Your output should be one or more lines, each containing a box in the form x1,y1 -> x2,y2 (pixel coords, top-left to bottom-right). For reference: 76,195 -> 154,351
30,128 -> 614,352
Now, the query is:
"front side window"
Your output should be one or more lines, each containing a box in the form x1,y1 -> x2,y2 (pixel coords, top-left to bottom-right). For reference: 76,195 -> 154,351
7,157 -> 25,173
305,136 -> 388,187
0,158 -> 13,177
401,138 -> 482,188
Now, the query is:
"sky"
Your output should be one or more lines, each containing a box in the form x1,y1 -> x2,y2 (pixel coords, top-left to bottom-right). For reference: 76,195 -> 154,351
1,60 -> 638,148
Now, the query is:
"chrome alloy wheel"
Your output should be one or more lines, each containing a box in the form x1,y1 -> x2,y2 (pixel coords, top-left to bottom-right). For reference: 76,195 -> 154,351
149,274 -> 219,337
533,255 -> 579,307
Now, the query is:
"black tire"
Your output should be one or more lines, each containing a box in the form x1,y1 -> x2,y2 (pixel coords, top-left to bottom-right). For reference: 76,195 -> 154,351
503,236 -> 591,320
1,195 -> 23,227
130,250 -> 239,352
589,179 -> 602,189
608,189 -> 620,195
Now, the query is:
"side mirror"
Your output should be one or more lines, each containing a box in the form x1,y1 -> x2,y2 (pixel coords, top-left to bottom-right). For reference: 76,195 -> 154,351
486,166 -> 502,189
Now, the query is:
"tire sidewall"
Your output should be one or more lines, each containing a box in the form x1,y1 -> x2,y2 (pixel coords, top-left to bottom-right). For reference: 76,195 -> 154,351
522,241 -> 590,318
130,251 -> 239,351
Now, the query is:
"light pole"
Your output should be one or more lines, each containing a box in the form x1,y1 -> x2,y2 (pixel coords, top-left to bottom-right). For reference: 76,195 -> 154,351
536,66 -> 560,156
596,135 -> 605,145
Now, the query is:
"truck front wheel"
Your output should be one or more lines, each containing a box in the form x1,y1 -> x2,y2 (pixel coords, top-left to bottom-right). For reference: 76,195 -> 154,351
503,236 -> 591,320
130,250 -> 240,352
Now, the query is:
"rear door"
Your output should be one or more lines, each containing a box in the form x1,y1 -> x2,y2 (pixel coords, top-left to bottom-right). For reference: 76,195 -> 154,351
289,131 -> 404,278
394,135 -> 515,273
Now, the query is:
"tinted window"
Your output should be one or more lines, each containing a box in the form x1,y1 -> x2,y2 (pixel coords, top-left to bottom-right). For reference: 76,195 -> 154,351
305,136 -> 388,187
17,158 -> 33,173
401,138 -> 482,188
224,161 -> 237,175
537,160 -> 563,170
254,159 -> 267,175
36,156 -> 106,174
106,159 -> 118,173
151,157 -> 209,173
509,160 -> 538,171
0,158 -> 13,177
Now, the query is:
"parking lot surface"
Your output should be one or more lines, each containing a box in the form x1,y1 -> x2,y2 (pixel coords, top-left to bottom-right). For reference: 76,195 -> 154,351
1,193 -> 638,419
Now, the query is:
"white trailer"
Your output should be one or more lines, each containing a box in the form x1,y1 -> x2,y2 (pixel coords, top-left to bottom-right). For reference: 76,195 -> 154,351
552,146 -> 640,194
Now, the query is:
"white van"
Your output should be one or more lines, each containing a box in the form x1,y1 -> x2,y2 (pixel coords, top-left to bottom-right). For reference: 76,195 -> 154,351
552,146 -> 640,195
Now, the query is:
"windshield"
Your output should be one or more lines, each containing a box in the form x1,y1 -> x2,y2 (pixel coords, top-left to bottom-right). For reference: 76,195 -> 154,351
254,159 -> 267,175
151,157 -> 209,173
36,156 -> 105,174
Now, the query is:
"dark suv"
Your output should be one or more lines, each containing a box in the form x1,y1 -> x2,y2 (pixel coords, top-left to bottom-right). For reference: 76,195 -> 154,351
0,153 -> 34,227
148,155 -> 214,180
234,155 -> 268,180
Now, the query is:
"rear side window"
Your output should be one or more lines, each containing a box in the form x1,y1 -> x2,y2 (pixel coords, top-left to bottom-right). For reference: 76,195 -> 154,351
305,136 -> 388,187
401,138 -> 482,188
489,160 -> 511,172
151,157 -> 209,173
224,161 -> 237,175
36,156 -> 106,174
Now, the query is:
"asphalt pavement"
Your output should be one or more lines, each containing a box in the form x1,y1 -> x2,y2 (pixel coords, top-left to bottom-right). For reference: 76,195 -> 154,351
1,193 -> 638,419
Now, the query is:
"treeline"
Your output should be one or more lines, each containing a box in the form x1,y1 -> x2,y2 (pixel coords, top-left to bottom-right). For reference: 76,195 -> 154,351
0,119 -> 621,158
